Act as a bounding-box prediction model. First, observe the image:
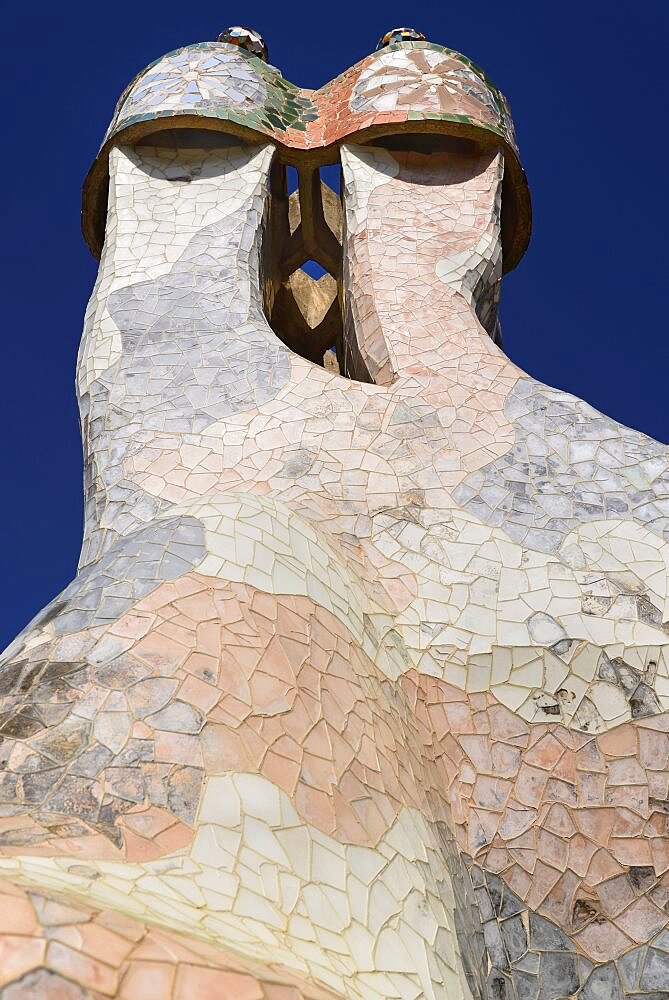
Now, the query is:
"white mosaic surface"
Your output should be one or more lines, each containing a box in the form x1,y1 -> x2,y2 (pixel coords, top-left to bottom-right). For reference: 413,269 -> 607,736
1,40 -> 668,1000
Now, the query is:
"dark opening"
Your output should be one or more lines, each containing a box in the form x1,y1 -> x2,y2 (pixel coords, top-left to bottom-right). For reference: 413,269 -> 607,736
263,160 -> 345,373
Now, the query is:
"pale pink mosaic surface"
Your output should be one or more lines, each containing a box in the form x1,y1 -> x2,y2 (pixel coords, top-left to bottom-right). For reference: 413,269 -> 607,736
1,32 -> 668,1000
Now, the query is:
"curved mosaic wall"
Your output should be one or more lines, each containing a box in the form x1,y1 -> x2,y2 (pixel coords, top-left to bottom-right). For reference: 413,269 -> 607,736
1,30 -> 668,1000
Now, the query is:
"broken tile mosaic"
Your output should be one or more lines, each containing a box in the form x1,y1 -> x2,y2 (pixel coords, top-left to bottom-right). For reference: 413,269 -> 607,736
1,24 -> 667,1000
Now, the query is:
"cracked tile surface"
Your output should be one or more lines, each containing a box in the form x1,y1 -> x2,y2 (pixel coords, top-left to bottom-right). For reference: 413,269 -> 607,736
2,30 -> 668,1000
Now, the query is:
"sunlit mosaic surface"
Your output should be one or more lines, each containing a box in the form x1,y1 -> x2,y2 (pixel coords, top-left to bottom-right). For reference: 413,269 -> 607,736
1,30 -> 669,1000
104,40 -> 515,150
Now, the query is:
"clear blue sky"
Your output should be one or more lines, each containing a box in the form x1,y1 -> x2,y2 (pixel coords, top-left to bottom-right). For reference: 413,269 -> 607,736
1,0 -> 666,649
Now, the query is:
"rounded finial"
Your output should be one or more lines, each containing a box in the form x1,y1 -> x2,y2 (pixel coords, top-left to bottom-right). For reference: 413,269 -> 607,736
216,25 -> 269,62
376,27 -> 426,50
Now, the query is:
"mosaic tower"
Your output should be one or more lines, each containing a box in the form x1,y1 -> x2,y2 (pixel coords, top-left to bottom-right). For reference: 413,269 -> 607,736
1,25 -> 668,1000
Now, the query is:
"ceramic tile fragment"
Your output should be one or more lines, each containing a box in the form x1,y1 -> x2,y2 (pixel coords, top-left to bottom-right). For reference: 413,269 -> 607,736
1,24 -> 668,1000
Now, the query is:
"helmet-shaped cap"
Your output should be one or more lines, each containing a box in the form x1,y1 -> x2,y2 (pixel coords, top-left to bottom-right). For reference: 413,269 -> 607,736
82,32 -> 531,269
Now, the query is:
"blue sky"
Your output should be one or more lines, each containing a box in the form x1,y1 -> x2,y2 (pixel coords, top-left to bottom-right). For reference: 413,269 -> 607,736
1,0 -> 666,648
